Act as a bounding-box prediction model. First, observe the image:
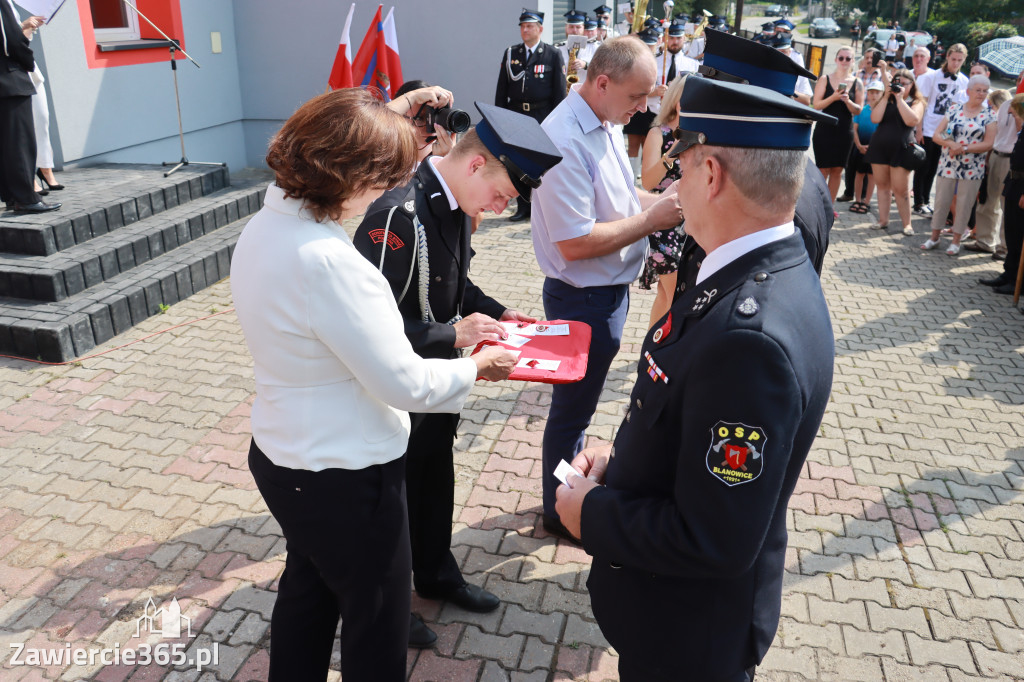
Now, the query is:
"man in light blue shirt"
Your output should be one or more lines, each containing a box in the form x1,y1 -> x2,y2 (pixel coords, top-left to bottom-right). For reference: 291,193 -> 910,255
531,36 -> 683,542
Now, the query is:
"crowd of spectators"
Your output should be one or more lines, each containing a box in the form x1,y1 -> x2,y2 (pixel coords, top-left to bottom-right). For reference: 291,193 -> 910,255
818,41 -> 1023,283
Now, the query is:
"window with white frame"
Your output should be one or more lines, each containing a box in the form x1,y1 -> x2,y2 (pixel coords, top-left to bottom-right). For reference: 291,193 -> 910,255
90,0 -> 141,42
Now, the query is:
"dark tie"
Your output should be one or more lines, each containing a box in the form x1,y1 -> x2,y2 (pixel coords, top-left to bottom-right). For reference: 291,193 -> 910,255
667,57 -> 677,84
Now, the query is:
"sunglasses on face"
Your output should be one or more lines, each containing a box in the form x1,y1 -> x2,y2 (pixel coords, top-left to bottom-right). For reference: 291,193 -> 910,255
837,55 -> 852,61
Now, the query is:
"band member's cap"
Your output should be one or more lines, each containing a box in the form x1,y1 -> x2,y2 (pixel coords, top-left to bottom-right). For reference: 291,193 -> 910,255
701,30 -> 816,97
564,10 -> 586,25
519,9 -> 544,24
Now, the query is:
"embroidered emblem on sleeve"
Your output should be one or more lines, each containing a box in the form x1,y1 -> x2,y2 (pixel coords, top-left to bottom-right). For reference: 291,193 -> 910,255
368,229 -> 405,251
706,421 -> 766,487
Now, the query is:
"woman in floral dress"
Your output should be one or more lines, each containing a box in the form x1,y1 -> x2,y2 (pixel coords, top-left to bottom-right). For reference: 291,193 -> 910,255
921,74 -> 997,255
639,76 -> 685,328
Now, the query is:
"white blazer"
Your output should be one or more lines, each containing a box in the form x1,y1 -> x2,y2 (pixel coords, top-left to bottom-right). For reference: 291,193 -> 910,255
230,184 -> 478,472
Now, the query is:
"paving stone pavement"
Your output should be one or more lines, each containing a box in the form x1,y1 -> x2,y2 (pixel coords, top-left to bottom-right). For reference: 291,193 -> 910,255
0,186 -> 1022,681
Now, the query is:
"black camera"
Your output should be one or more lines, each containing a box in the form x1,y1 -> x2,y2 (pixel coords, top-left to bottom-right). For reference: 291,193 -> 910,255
424,104 -> 471,134
890,75 -> 902,94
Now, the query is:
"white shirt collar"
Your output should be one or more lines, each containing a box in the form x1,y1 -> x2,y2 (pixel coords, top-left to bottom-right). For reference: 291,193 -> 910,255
696,222 -> 796,285
566,88 -> 603,135
426,156 -> 458,211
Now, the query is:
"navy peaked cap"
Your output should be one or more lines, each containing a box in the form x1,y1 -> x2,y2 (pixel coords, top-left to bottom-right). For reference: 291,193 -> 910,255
473,102 -> 562,202
519,9 -> 544,23
702,30 -> 815,97
667,77 -> 836,155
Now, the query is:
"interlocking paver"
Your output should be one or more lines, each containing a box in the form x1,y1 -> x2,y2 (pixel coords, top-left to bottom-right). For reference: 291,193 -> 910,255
1,179 -> 1022,680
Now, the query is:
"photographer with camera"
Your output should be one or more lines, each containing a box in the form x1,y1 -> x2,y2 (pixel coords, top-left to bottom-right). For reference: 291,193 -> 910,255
353,102 -> 562,648
864,60 -> 925,235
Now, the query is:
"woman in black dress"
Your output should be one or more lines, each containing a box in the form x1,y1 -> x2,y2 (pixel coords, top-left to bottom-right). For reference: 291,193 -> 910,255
865,63 -> 926,235
812,46 -> 864,205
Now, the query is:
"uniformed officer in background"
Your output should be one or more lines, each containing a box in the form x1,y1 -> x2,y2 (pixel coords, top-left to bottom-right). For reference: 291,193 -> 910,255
594,4 -> 615,36
584,15 -> 600,42
354,102 -> 562,648
495,9 -> 566,222
554,74 -> 836,682
615,1 -> 634,36
672,29 -> 833,299
755,21 -> 776,44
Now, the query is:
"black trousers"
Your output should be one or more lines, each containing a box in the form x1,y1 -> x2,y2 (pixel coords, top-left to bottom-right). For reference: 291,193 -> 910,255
0,95 -> 41,206
619,658 -> 756,682
406,412 -> 464,595
248,440 -> 410,682
1003,191 -> 1023,280
912,137 -> 943,208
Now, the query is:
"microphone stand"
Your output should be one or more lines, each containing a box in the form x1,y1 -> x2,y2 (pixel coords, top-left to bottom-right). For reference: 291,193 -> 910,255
120,0 -> 226,177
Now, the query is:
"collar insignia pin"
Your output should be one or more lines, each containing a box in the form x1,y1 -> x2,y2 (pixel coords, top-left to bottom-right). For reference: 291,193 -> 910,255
404,200 -> 415,212
737,297 -> 759,316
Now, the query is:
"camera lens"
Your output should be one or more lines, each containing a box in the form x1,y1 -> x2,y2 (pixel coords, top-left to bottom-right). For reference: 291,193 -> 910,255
436,107 -> 472,134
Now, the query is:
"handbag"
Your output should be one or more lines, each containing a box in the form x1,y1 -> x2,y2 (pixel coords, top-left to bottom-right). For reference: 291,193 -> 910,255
900,142 -> 926,171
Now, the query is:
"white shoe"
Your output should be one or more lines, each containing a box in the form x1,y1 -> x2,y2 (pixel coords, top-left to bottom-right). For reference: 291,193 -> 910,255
921,239 -> 940,250
946,243 -> 961,256
902,225 -> 914,236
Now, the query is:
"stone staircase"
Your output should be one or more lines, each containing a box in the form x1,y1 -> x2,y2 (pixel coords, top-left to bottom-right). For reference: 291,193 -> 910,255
0,164 -> 269,362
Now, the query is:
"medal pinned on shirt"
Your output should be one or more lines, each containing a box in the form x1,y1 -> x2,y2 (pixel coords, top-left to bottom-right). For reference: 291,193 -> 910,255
651,312 -> 672,343
644,350 -> 669,384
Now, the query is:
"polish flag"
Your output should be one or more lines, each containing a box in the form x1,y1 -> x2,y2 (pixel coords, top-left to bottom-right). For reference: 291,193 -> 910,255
381,7 -> 404,99
327,3 -> 356,90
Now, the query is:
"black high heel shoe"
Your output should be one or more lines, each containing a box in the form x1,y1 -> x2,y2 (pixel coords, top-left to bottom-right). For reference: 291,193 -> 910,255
36,169 -> 64,191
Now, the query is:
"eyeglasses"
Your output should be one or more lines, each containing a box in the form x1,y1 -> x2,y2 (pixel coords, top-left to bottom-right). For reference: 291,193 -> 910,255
405,114 -> 429,128
836,55 -> 852,61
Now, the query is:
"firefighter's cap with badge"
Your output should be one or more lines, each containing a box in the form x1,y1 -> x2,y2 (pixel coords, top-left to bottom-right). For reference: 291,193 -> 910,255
473,102 -> 563,202
701,30 -> 816,98
564,10 -> 586,25
666,76 -> 837,156
668,20 -> 686,37
519,9 -> 544,24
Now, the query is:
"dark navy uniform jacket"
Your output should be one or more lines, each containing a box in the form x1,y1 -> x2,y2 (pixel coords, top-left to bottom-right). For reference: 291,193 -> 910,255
353,162 -> 506,362
495,41 -> 567,124
675,160 -> 832,300
581,233 -> 834,680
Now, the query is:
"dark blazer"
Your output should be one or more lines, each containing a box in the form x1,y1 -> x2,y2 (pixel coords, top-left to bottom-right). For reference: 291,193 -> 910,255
674,159 -> 833,299
353,162 -> 507,361
495,41 -> 566,124
1003,128 -> 1024,201
581,233 -> 835,679
0,0 -> 35,98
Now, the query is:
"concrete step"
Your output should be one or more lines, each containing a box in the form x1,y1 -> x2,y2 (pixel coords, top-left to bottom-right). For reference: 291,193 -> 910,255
0,164 -> 230,257
0,184 -> 264,302
0,214 -> 253,362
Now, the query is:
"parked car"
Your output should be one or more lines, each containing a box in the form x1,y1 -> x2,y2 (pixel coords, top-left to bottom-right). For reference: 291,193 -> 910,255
766,4 -> 789,17
862,29 -> 933,60
808,18 -> 840,39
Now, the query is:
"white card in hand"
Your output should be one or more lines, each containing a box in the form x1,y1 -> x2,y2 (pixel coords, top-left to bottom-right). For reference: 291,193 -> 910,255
516,358 -> 560,371
554,459 -> 579,486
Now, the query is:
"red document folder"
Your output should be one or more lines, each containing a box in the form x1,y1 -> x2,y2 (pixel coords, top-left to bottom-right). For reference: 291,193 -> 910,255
472,319 -> 592,384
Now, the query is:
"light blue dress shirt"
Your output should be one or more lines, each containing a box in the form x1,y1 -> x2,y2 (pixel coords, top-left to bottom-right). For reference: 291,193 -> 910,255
532,89 -> 648,288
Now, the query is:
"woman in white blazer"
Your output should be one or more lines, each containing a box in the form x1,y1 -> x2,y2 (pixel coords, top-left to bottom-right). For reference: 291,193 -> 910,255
230,88 -> 515,682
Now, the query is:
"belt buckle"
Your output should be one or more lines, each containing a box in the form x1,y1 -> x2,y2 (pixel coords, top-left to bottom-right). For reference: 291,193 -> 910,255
522,102 -> 531,112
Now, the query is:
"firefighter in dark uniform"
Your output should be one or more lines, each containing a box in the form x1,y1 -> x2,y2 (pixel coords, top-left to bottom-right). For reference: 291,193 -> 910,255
672,30 -> 833,302
554,76 -> 836,682
755,21 -> 777,44
353,102 -> 562,648
495,9 -> 566,222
